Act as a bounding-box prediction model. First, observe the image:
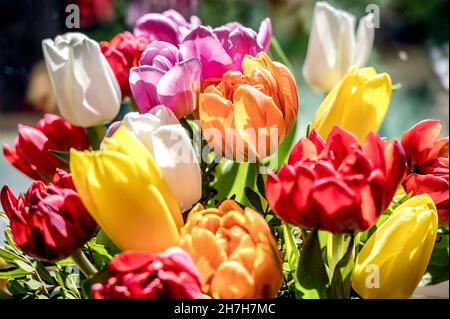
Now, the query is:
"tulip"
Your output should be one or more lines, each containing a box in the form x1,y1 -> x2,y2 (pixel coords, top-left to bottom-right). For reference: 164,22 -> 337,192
134,9 -> 201,45
130,41 -> 201,118
180,18 -> 272,80
3,114 -> 89,183
70,125 -> 183,253
91,247 -> 202,299
101,32 -> 151,96
352,194 -> 438,299
266,127 -> 405,233
179,200 -> 283,299
402,120 -> 449,224
42,32 -> 121,127
71,0 -> 115,28
127,1 -> 201,29
0,170 -> 97,261
199,52 -> 298,161
303,1 -> 375,92
121,107 -> 201,211
312,67 -> 392,143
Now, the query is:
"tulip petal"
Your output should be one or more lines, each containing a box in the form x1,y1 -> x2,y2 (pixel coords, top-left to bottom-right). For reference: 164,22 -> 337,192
157,58 -> 201,118
134,13 -> 179,45
129,66 -> 165,113
180,26 -> 233,80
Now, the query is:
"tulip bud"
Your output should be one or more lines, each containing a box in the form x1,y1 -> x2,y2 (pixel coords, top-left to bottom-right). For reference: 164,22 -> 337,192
312,67 -> 392,143
92,248 -> 202,299
352,195 -> 438,299
122,107 -> 201,211
3,114 -> 89,183
303,1 -> 375,92
42,32 -> 121,127
70,125 -> 183,253
179,200 -> 283,299
0,170 -> 97,261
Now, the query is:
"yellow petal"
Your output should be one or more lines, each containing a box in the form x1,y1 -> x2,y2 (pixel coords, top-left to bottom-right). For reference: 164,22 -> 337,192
353,194 -> 438,298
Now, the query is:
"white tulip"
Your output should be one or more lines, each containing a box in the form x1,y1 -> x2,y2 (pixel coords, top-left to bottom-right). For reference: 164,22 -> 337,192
303,2 -> 375,92
42,32 -> 121,127
123,106 -> 201,211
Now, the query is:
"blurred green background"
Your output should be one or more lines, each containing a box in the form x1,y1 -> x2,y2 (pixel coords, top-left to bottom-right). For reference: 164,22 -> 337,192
0,0 -> 449,194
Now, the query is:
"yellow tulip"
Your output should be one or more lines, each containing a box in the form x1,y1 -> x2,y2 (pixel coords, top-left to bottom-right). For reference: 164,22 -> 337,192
313,67 -> 392,143
70,126 -> 183,253
352,194 -> 438,299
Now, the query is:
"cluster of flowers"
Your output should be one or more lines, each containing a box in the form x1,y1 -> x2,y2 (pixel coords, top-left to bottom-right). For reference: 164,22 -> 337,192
1,2 -> 448,299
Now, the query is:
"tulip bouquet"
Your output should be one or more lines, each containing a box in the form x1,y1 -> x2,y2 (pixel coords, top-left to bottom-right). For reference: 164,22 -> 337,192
0,2 -> 448,300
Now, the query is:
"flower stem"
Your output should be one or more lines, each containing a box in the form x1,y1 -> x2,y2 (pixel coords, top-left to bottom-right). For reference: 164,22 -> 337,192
271,36 -> 294,72
71,249 -> 97,278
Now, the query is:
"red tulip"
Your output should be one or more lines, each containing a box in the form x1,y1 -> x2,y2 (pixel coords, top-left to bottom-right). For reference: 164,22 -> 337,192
101,32 -> 151,96
91,248 -> 202,299
402,120 -> 449,224
71,0 -> 115,28
0,170 -> 97,261
3,114 -> 89,183
266,127 -> 406,233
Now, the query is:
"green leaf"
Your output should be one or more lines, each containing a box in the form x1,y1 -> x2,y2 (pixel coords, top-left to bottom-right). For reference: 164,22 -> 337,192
14,260 -> 35,273
6,279 -> 27,295
276,121 -> 298,169
48,150 -> 70,164
296,228 -> 330,298
96,231 -> 121,256
34,261 -> 57,285
212,161 -> 257,207
421,229 -> 449,286
81,269 -> 111,299
0,267 -> 32,279
244,187 -> 264,213
282,223 -> 299,273
90,243 -> 113,270
256,173 -> 266,198
0,247 -> 24,264
329,236 -> 355,299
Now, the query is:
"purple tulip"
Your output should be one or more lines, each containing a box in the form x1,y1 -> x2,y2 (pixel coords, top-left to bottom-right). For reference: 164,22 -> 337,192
133,9 -> 201,46
180,18 -> 272,80
129,41 -> 201,118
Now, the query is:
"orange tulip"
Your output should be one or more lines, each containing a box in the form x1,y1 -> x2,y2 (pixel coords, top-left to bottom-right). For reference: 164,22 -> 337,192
199,52 -> 298,161
179,200 -> 283,299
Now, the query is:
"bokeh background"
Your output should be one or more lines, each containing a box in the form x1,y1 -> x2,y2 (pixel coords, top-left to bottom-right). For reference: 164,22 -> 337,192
0,0 -> 448,297
1,0 -> 448,193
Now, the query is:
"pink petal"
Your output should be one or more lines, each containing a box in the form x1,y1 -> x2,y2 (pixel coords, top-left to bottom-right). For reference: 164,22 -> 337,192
157,58 -> 201,118
129,66 -> 165,113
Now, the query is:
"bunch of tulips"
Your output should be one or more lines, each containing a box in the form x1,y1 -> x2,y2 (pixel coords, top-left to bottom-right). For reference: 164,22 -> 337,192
0,2 -> 448,300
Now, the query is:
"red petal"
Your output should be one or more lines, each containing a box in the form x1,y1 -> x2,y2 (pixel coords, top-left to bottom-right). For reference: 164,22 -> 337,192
311,179 -> 362,233
383,140 -> 406,209
288,138 -> 318,165
402,119 -> 443,165
363,132 -> 386,174
110,251 -> 155,274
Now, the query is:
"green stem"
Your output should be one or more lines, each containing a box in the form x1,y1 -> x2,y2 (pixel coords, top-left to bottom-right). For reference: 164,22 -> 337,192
271,37 -> 294,71
327,233 -> 345,277
71,249 -> 97,278
87,125 -> 106,150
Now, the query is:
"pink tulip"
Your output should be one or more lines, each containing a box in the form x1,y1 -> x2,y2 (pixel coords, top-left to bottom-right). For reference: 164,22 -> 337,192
129,41 -> 201,118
